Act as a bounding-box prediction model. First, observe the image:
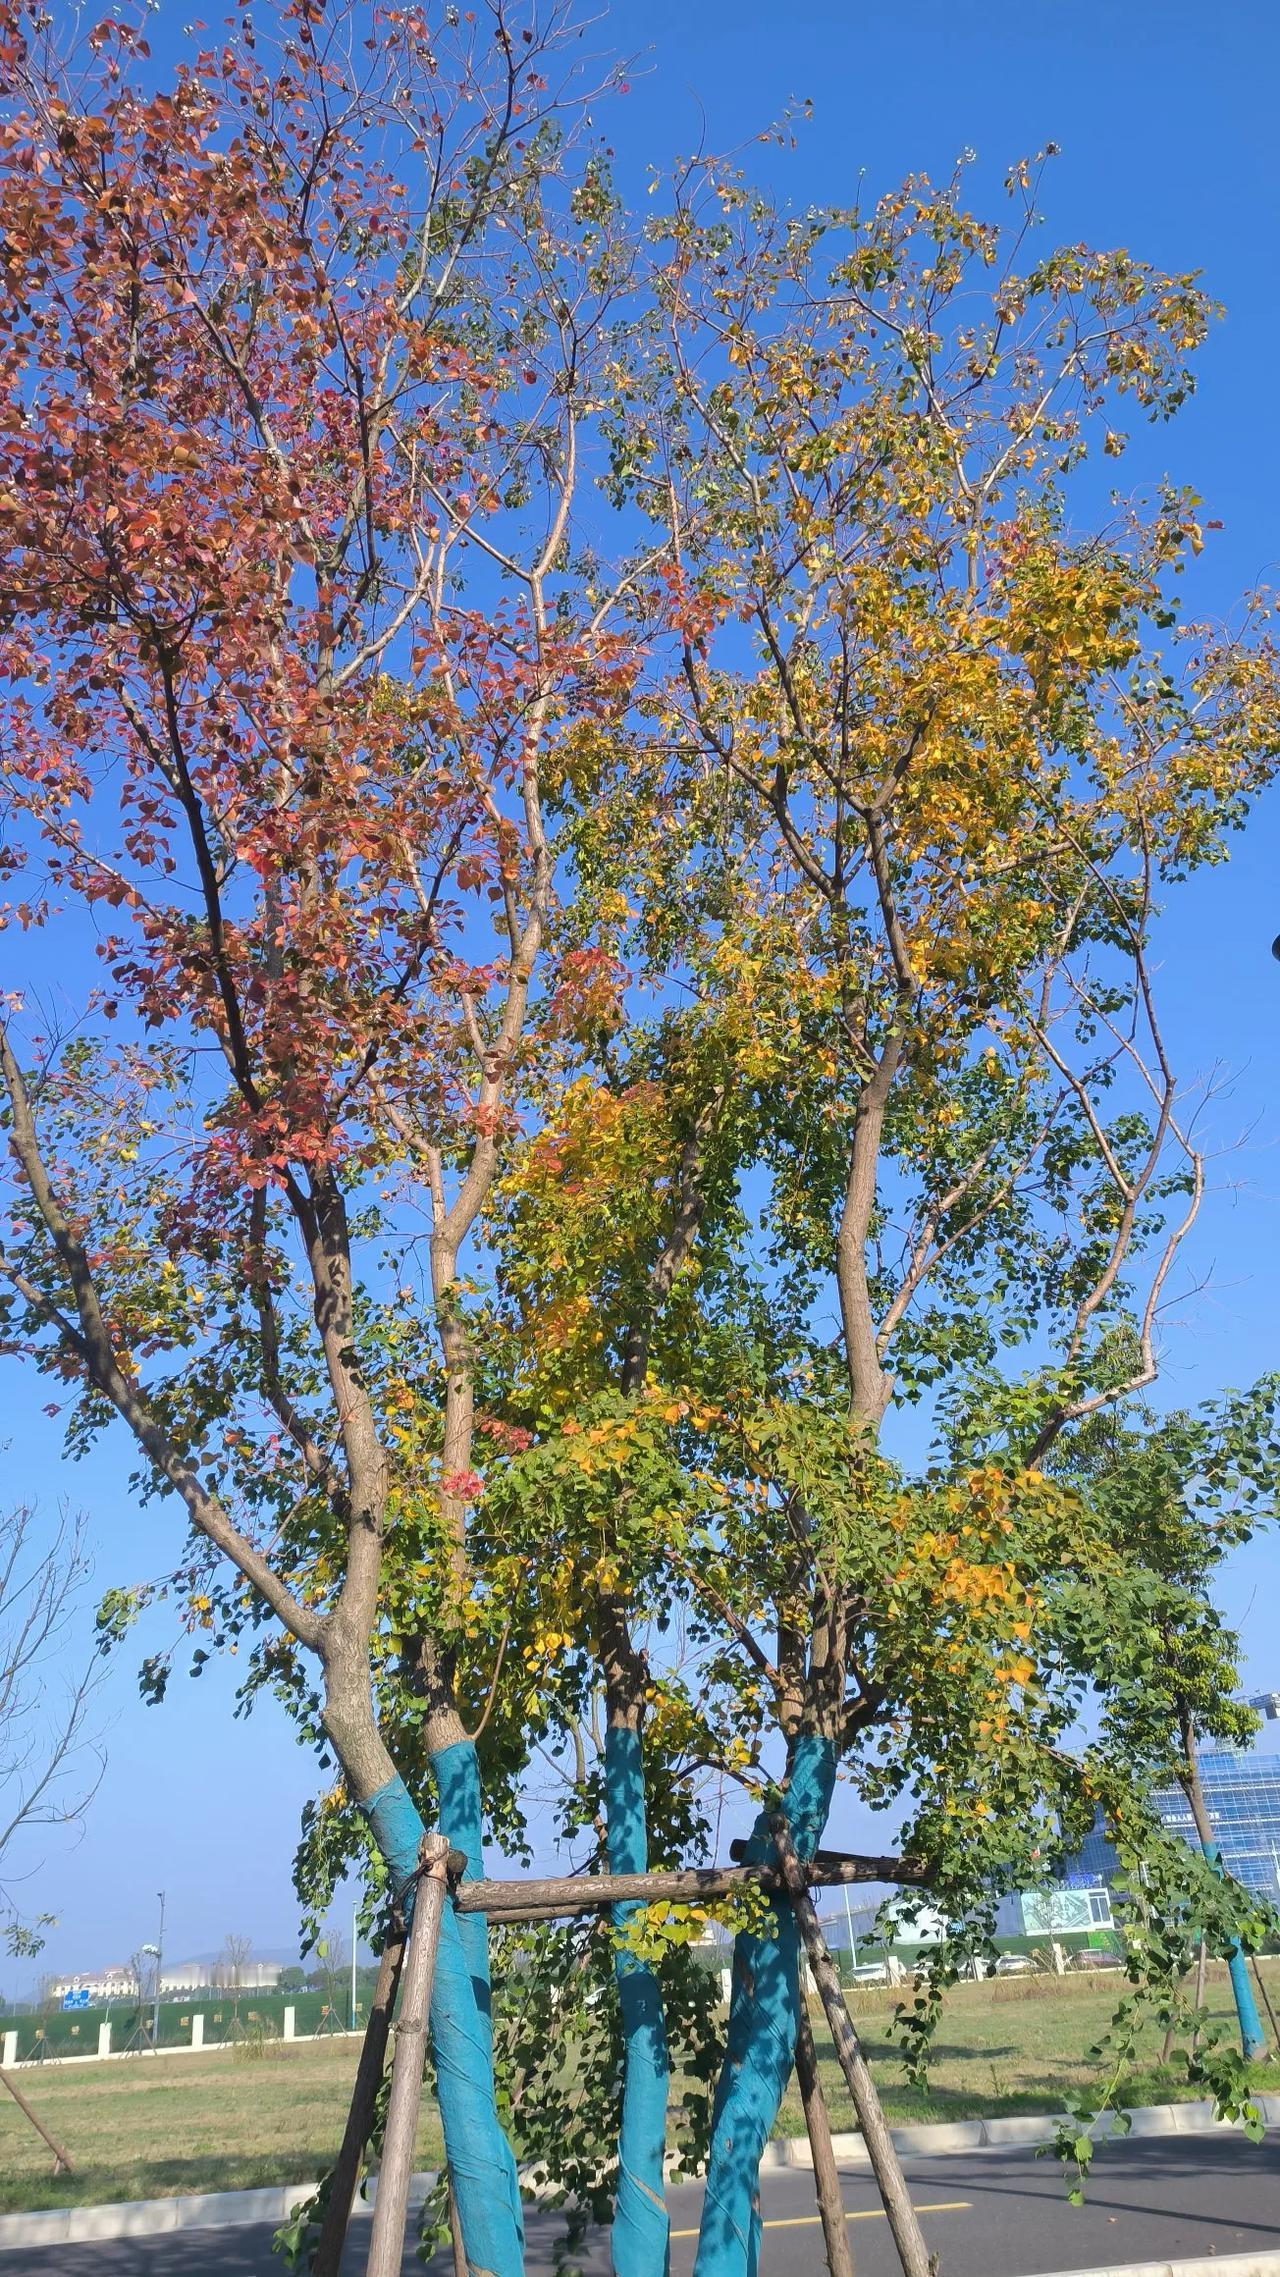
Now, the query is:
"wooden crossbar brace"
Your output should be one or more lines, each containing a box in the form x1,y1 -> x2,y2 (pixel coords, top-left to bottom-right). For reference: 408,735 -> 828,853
306,1835 -> 933,2277
450,1850 -> 925,1925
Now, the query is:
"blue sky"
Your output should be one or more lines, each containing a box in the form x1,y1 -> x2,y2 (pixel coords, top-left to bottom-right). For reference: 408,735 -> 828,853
3,0 -> 1278,1994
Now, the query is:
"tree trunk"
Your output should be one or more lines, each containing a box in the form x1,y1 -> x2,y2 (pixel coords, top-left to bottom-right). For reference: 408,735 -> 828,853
603,1719 -> 671,2277
1178,1708 -> 1267,2062
1250,1955 -> 1280,2051
795,2000 -> 856,2277
429,1733 -> 526,2271
324,1673 -> 523,2277
1191,1934 -> 1208,2057
692,1735 -> 836,2277
771,1818 -> 932,2277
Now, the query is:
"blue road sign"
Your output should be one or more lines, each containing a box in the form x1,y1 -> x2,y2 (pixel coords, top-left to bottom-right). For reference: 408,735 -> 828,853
61,1988 -> 91,2010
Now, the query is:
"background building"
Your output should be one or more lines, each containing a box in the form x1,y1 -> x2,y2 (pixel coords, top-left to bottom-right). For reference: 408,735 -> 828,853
50,1956 -> 283,2001
1066,1739 -> 1280,1907
162,1958 -> 283,1993
1153,1750 -> 1280,1905
48,1966 -> 137,2001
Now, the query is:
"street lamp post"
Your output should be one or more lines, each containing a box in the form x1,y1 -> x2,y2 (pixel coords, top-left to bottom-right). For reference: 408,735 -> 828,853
842,1882 -> 859,1970
152,1892 -> 166,2047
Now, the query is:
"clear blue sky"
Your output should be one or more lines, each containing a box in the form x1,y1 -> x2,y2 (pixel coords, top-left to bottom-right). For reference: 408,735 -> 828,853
3,0 -> 1278,1995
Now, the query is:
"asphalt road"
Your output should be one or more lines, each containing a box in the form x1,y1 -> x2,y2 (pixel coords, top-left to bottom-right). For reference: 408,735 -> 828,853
4,2138 -> 1277,2277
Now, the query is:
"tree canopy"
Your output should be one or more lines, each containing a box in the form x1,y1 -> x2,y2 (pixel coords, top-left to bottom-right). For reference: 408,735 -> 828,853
0,7 -> 1276,2274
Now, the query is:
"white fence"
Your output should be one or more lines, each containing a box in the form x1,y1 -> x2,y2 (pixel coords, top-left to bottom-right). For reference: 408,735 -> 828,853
0,2011 -> 362,2069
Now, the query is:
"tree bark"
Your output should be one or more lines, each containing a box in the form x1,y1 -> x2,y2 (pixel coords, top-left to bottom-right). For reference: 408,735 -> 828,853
795,1999 -> 857,2277
834,1048 -> 900,1430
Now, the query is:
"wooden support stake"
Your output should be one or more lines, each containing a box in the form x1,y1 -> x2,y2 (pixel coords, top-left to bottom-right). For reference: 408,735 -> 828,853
770,1817 -> 933,2277
1191,1934 -> 1208,2058
366,1833 -> 450,2277
795,1999 -> 857,2277
447,2176 -> 468,2277
0,2068 -> 74,2177
311,1926 -> 407,2277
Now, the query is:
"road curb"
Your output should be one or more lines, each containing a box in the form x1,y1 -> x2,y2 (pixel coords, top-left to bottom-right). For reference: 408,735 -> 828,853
1023,2257 -> 1280,2277
1,2098 -> 1276,2252
758,2090 -> 1280,2170
0,2174 -> 438,2255
0,2184 -> 315,2253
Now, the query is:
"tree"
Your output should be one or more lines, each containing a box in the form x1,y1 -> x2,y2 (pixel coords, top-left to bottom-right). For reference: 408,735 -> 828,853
0,1503 -> 102,1957
313,1923 -> 347,2029
0,9 -> 638,2272
2,16 -> 1277,2274
218,1931 -> 254,2029
1050,1386 -> 1280,2082
121,1946 -> 154,2047
500,145 -> 1280,2272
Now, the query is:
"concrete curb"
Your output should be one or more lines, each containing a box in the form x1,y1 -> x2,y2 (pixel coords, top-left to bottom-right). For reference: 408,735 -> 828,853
1,2096 -> 1276,2253
1025,2258 -> 1280,2277
0,2173 -> 438,2255
0,2185 -> 316,2253
756,2090 -> 1280,2170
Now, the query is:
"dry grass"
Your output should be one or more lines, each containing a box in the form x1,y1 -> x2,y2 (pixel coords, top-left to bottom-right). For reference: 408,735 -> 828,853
0,2036 -> 443,2215
3,1958 -> 1276,2215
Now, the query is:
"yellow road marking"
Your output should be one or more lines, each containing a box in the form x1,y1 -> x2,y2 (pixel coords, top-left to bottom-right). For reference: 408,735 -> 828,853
670,2199 -> 971,2239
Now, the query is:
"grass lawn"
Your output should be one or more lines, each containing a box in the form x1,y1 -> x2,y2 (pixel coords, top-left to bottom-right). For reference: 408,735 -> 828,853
776,1957 -> 1280,2133
0,2038 -> 443,2215
2,1959 -> 1276,2215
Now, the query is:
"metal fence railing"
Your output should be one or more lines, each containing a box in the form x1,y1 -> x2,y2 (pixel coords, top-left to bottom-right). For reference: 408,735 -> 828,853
0,1989 -> 366,2063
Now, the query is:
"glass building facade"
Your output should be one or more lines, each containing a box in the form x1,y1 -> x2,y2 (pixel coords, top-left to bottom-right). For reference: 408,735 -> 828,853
1153,1750 -> 1280,1905
1066,1749 -> 1280,1905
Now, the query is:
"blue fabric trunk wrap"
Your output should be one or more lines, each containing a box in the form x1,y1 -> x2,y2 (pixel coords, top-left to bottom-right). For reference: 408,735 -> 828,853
362,1756 -> 524,2277
1200,1838 -> 1266,2063
605,1725 -> 671,2277
692,1734 -> 836,2277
